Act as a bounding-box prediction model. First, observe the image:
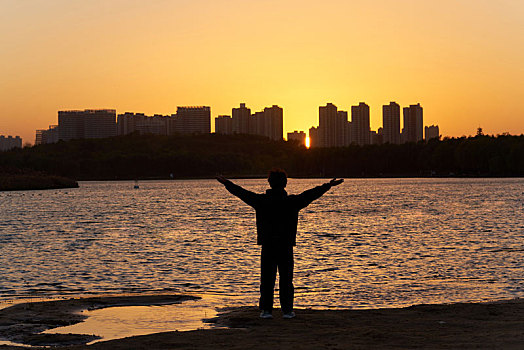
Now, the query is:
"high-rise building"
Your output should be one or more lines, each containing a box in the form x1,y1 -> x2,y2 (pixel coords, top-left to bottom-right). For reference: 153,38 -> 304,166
382,102 -> 401,144
351,102 -> 370,146
337,110 -> 349,146
215,115 -> 233,135
313,103 -> 350,147
232,103 -> 251,134
35,125 -> 59,145
318,103 -> 347,147
253,111 -> 265,136
425,125 -> 439,141
318,103 -> 338,147
117,113 -> 169,136
172,106 -> 211,134
58,109 -> 116,141
224,103 -> 283,140
0,135 -> 22,151
309,126 -> 319,148
262,105 -> 283,141
118,112 -> 145,135
35,130 -> 44,145
402,103 -> 423,143
287,131 -> 306,145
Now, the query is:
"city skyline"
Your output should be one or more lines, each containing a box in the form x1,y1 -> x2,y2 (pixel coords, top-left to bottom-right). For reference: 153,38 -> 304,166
2,1 -> 524,143
7,96 -> 524,145
33,101 -> 440,147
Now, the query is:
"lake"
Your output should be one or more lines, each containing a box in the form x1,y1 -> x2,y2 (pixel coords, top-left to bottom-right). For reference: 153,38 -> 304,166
1,178 -> 523,309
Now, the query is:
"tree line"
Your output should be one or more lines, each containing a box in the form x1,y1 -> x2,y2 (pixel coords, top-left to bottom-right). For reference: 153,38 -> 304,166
0,133 -> 522,180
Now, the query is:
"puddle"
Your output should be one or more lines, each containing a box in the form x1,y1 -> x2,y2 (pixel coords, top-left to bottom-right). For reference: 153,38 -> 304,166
41,295 -> 224,345
0,339 -> 31,348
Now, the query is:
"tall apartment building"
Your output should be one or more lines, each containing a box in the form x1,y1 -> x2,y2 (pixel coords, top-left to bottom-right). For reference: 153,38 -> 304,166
171,106 -> 211,134
382,102 -> 401,144
232,103 -> 251,134
262,105 -> 283,141
287,131 -> 306,145
117,113 -> 170,136
35,125 -> 59,145
58,109 -> 116,141
252,111 -> 265,136
215,115 -> 233,135
351,102 -> 370,146
338,110 -> 350,146
402,103 -> 423,143
218,104 -> 283,140
318,103 -> 337,147
309,127 -> 319,148
318,103 -> 348,147
425,125 -> 439,141
0,135 -> 22,151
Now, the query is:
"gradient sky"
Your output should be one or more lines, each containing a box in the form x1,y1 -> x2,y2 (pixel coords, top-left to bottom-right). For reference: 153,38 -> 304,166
1,0 -> 523,144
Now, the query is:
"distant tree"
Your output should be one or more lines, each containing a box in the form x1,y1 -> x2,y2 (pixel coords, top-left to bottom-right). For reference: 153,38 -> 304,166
476,127 -> 484,136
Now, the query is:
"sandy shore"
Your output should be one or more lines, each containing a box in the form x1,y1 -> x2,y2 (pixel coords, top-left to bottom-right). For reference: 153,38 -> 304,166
0,294 -> 199,347
1,296 -> 523,349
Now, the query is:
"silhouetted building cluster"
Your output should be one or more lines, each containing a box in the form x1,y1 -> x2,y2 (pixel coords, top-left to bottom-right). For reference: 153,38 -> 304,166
309,102 -> 372,147
215,103 -> 283,141
58,109 -> 117,141
215,115 -> 233,135
37,109 -> 117,143
425,125 -> 440,140
383,102 -> 401,144
35,125 -> 58,145
117,113 -> 170,136
36,106 -> 211,144
0,135 -> 22,151
402,104 -> 424,143
308,102 -> 439,148
287,131 -> 306,144
172,106 -> 211,135
33,102 -> 439,147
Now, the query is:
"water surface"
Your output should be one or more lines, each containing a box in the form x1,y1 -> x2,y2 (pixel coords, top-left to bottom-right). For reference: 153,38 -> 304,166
1,178 -> 523,309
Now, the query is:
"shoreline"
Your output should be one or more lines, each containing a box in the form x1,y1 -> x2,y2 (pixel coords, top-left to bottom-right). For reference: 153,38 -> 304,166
73,176 -> 524,182
0,294 -> 200,347
0,173 -> 78,192
0,296 -> 522,349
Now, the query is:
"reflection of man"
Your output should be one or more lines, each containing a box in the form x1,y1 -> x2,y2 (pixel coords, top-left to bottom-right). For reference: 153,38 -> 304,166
217,169 -> 343,319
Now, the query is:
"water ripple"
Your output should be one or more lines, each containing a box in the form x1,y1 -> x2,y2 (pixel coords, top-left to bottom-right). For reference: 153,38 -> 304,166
0,178 -> 523,309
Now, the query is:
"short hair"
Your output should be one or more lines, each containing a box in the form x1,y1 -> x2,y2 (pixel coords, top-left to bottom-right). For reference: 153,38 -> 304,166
268,168 -> 287,189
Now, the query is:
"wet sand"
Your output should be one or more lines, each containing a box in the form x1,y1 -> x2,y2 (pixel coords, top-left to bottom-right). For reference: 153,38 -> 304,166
1,296 -> 523,349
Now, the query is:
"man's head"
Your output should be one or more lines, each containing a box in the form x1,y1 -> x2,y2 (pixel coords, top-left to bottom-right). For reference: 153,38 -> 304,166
268,168 -> 287,189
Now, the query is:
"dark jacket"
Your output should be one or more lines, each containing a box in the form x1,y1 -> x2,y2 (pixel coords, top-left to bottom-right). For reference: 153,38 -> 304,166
223,181 -> 332,246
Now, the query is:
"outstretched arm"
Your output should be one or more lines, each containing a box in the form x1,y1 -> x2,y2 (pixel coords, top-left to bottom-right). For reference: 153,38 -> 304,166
296,178 -> 344,209
216,175 -> 259,208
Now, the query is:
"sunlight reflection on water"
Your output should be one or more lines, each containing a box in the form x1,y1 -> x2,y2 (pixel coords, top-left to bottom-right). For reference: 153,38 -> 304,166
42,294 -> 223,344
0,178 -> 523,309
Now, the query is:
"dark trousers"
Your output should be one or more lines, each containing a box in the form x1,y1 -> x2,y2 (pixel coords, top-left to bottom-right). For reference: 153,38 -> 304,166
259,244 -> 294,313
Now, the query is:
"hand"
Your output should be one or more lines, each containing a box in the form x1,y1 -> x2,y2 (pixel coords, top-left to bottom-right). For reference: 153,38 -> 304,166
328,178 -> 344,187
216,175 -> 229,185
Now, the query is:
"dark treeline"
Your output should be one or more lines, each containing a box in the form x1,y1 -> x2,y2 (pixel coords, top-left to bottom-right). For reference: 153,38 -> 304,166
0,133 -> 522,180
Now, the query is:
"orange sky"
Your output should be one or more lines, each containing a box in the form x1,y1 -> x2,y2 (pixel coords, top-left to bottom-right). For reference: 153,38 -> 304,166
1,0 -> 523,144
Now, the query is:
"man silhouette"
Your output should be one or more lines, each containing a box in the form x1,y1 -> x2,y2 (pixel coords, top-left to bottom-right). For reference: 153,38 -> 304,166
217,169 -> 343,319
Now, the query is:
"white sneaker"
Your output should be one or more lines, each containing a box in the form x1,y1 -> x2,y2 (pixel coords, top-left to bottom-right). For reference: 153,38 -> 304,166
282,311 -> 296,319
260,311 -> 273,319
